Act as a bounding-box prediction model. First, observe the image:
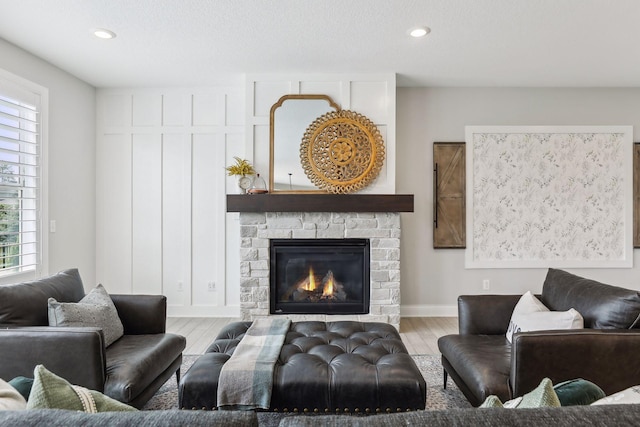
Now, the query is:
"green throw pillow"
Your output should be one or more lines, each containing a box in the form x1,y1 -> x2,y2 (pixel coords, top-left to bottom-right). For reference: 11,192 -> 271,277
26,365 -> 137,413
479,395 -> 504,408
480,378 -> 561,408
553,378 -> 606,406
8,376 -> 33,401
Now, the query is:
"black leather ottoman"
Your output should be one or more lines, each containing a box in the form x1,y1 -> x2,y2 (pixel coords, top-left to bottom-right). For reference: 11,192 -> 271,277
179,320 -> 426,413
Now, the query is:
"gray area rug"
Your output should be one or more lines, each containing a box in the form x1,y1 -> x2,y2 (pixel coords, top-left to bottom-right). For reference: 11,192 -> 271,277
143,354 -> 471,415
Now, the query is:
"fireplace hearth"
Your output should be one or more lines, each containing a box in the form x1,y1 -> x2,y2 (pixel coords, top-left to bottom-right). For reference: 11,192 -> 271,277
270,239 -> 370,315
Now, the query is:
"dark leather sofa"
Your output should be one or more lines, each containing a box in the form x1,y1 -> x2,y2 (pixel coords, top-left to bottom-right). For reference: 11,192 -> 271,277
438,268 -> 640,407
0,268 -> 186,408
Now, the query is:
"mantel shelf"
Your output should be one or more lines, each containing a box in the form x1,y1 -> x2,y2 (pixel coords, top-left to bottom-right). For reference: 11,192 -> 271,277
226,194 -> 414,213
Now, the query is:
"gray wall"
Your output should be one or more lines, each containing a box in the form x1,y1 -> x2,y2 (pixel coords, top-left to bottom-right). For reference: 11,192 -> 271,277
0,38 -> 96,286
397,87 -> 640,315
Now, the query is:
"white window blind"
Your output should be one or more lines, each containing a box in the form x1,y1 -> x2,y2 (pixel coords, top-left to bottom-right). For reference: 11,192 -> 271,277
0,90 -> 40,275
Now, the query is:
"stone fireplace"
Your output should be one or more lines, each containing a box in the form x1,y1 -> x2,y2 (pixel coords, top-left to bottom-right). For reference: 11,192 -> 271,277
239,211 -> 401,329
228,194 -> 413,331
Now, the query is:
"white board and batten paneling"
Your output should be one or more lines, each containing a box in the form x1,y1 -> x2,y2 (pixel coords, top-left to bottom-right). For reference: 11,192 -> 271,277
96,88 -> 245,316
246,74 -> 396,194
95,74 -> 396,317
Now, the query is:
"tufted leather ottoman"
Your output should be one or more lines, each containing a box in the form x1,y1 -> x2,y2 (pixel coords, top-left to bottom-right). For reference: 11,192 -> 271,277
179,320 -> 426,413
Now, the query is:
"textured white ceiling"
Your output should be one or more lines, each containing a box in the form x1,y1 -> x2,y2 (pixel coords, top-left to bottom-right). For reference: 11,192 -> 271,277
0,0 -> 639,88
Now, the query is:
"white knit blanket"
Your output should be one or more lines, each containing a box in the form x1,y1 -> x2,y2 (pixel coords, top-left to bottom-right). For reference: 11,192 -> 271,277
217,318 -> 291,410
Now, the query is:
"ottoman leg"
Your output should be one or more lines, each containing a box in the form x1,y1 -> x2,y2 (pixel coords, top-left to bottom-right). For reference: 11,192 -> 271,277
443,369 -> 448,389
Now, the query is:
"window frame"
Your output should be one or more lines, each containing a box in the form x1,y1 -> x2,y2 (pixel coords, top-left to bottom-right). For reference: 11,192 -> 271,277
0,68 -> 48,284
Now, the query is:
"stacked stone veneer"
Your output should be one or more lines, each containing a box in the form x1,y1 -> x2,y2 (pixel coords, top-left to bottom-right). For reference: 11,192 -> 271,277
239,212 -> 401,330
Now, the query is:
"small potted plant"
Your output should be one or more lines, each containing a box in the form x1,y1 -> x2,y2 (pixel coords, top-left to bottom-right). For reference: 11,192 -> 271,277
226,157 -> 255,194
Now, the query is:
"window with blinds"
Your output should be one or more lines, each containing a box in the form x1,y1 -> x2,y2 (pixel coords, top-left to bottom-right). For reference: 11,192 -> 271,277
0,92 -> 39,275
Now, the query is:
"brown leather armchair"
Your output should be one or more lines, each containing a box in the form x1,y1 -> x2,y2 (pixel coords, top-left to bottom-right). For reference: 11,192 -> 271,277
0,269 -> 186,408
438,269 -> 640,407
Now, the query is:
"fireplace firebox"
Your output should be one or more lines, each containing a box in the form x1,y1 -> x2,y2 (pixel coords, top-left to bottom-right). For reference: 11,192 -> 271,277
270,239 -> 370,315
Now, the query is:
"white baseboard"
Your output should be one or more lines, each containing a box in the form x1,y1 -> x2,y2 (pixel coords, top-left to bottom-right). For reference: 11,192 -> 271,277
400,304 -> 457,317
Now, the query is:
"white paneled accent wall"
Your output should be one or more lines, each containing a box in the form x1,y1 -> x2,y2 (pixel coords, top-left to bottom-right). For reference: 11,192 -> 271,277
96,88 -> 244,316
96,74 -> 395,318
246,74 -> 396,193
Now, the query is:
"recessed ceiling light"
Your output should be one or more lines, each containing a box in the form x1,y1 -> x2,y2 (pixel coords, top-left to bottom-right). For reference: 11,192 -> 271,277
93,28 -> 116,39
408,26 -> 430,38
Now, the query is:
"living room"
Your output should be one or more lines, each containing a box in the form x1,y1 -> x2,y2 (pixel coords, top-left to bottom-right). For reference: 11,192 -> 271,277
1,0 -> 639,318
1,1 -> 640,424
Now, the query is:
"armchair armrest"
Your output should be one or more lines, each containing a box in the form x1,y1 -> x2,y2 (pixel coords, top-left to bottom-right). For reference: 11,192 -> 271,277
110,294 -> 166,334
458,294 -> 522,335
0,326 -> 106,390
511,329 -> 640,397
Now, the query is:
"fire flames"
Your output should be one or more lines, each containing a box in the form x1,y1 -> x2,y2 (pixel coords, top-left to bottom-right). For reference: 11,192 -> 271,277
302,266 -> 316,291
299,266 -> 335,296
322,275 -> 334,297
281,266 -> 347,302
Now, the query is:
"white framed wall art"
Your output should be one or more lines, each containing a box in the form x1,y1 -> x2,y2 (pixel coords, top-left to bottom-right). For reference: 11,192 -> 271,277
465,125 -> 633,269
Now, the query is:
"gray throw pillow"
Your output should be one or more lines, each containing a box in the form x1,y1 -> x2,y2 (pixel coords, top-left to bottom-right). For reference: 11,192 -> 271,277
48,284 -> 124,347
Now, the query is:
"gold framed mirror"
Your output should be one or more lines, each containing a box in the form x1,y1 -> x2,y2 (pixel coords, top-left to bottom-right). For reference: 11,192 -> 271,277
269,94 -> 340,193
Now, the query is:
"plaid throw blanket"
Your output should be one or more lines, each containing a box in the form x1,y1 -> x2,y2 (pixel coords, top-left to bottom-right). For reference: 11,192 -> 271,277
217,317 -> 291,410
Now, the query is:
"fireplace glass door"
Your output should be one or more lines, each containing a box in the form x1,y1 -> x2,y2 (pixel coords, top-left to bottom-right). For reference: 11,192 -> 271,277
270,239 -> 370,315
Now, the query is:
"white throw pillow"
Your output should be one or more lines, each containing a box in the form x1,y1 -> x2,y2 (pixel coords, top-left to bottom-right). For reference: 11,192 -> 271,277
0,378 -> 27,410
592,385 -> 640,405
509,309 -> 584,343
591,385 -> 640,405
506,291 -> 549,342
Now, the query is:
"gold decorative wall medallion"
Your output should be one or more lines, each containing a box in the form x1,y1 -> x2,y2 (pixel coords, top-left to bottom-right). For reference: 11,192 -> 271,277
300,110 -> 385,194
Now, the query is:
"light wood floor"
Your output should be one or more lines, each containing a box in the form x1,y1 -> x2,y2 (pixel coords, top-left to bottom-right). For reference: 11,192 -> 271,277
166,317 -> 458,355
